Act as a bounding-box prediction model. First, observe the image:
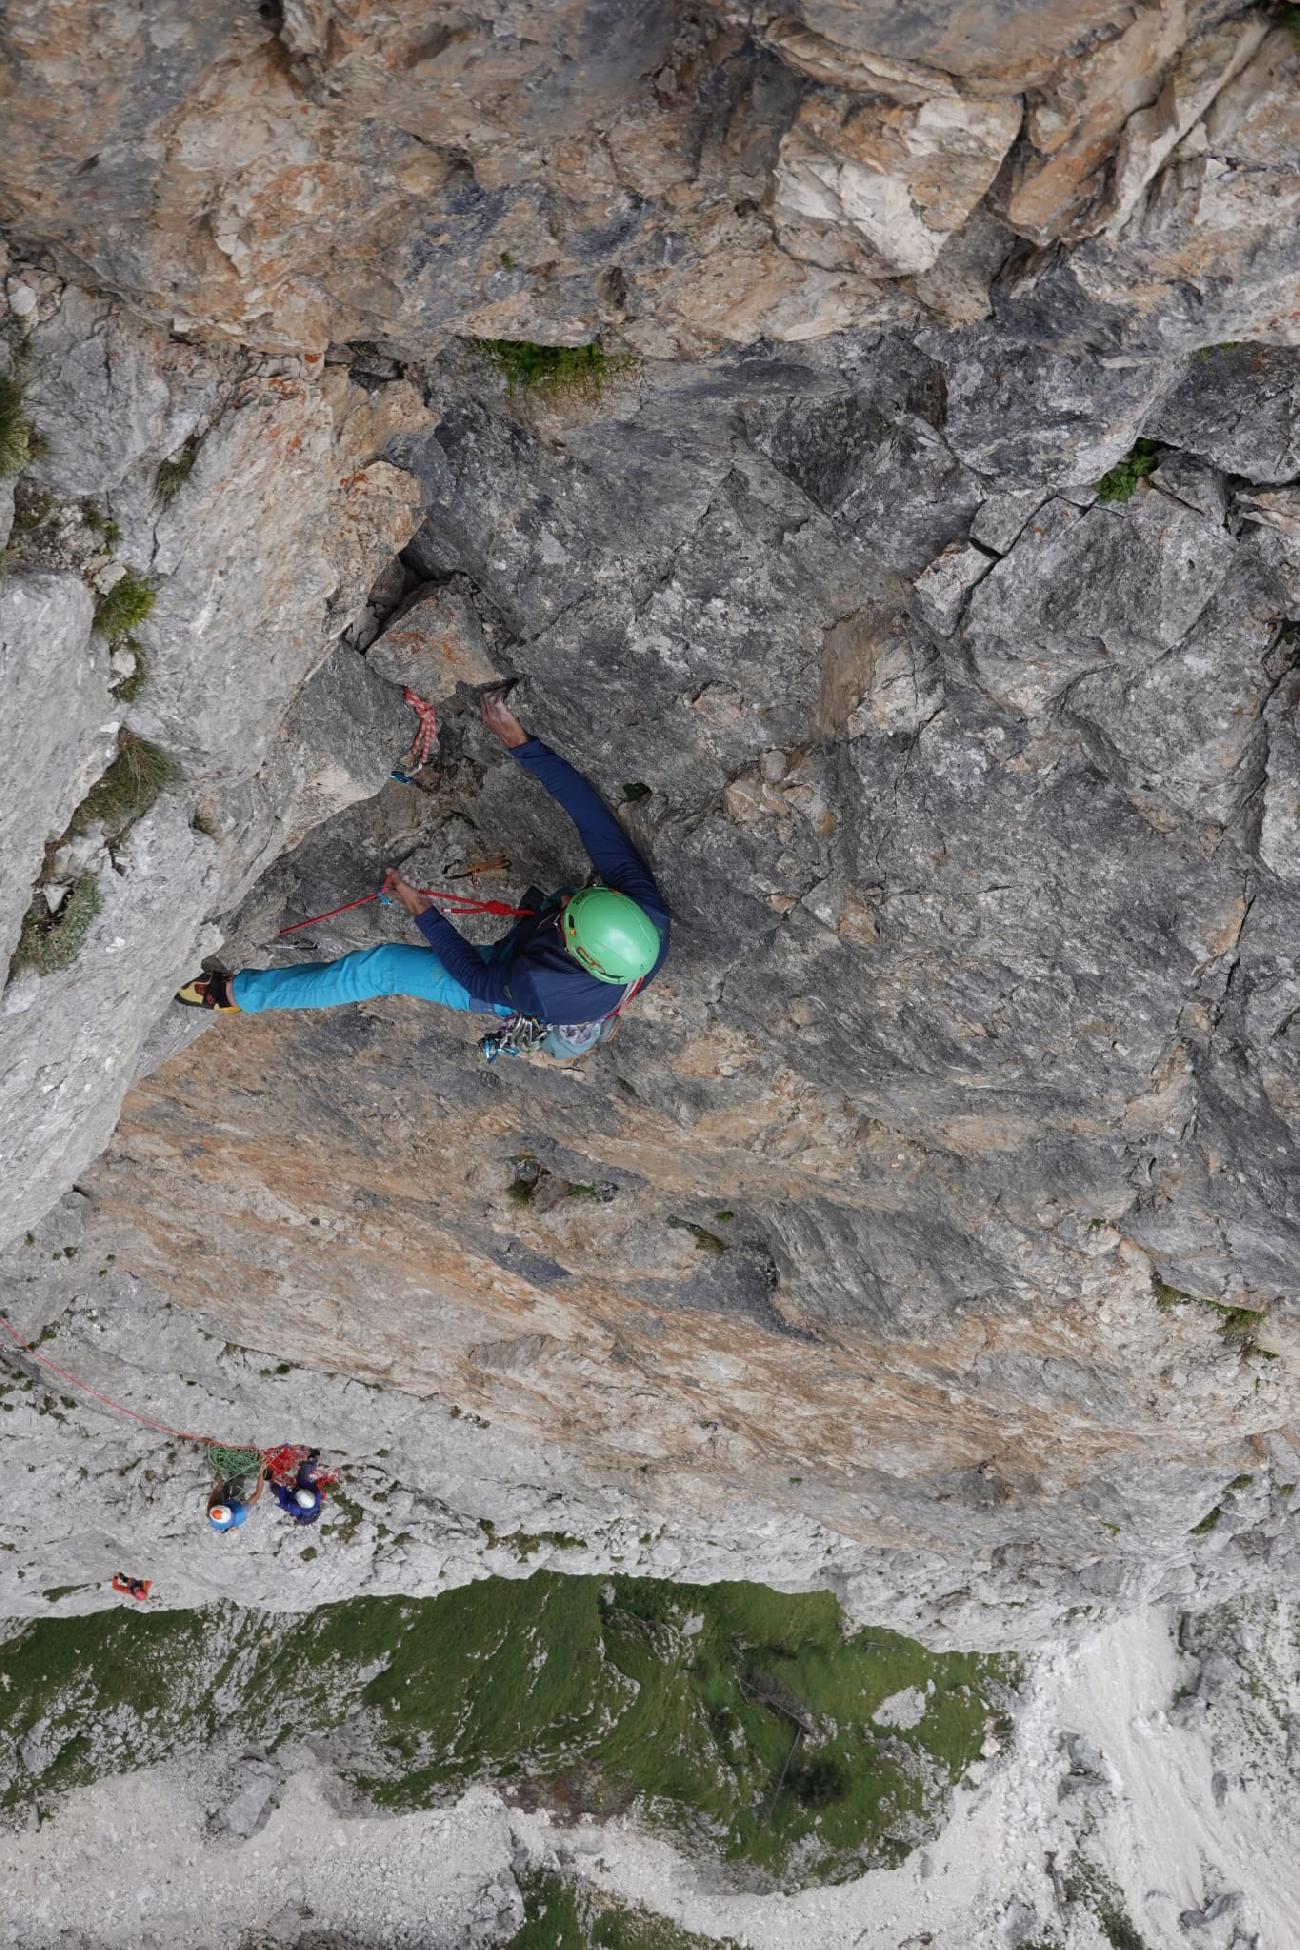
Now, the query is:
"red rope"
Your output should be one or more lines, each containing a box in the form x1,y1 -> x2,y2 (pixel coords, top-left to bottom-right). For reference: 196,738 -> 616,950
0,1309 -> 208,1443
403,689 -> 439,767
278,886 -> 535,937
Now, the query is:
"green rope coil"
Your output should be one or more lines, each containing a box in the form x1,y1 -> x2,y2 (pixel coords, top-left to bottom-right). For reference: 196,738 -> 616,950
208,1444 -> 262,1480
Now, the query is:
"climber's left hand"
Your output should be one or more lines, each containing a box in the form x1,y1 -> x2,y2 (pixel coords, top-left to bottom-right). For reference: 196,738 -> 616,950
381,869 -> 431,916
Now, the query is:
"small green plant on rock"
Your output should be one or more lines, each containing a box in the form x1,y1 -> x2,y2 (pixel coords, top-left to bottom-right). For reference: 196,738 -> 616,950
79,500 -> 121,548
10,872 -> 102,978
110,647 -> 149,704
154,434 -> 203,509
1095,438 -> 1161,504
1218,1307 -> 1263,1351
93,571 -> 155,646
0,370 -> 37,477
669,1216 -> 728,1254
69,733 -> 177,842
472,337 -> 634,400
1151,1280 -> 1267,1355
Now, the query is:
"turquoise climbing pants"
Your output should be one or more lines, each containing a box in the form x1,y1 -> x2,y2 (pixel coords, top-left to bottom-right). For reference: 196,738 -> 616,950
231,944 -> 514,1018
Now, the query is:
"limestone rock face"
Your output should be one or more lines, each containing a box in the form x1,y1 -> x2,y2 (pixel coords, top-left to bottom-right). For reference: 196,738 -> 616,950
998,25 -> 1300,355
0,0 -> 1296,357
367,581 -> 504,702
0,325 -> 1284,1650
2,0 -> 1300,1669
772,90 -> 1021,275
0,275 -> 423,1245
0,573 -> 104,972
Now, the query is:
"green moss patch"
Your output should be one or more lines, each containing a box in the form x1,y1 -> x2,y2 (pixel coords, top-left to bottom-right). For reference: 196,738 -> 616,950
0,1575 -> 1016,1885
1095,438 -> 1161,505
472,338 -> 634,400
1150,1281 -> 1267,1355
9,872 -> 101,978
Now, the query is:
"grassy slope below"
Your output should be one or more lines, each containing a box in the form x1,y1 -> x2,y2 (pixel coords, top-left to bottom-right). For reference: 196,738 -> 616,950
0,1572 -> 1015,1888
504,1870 -> 739,1948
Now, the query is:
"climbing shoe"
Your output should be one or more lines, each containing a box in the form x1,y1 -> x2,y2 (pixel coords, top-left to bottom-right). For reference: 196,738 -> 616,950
175,973 -> 239,1012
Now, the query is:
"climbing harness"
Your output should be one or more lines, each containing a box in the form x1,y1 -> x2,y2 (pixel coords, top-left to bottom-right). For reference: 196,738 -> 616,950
479,978 -> 645,1065
479,1014 -> 549,1063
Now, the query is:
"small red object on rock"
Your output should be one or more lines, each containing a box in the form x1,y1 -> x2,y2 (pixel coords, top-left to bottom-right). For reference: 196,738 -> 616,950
403,689 -> 439,768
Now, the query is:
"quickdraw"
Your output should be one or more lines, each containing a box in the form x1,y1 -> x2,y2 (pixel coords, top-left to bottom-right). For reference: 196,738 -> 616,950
479,1014 -> 548,1063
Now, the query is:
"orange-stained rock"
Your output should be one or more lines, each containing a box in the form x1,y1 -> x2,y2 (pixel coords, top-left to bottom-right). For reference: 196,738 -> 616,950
367,582 -> 503,702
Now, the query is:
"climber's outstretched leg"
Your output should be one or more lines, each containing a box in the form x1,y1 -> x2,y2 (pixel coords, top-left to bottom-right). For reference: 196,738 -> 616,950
178,944 -> 512,1018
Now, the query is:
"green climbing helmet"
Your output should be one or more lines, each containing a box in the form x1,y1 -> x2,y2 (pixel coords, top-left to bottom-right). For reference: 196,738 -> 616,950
561,888 -> 660,985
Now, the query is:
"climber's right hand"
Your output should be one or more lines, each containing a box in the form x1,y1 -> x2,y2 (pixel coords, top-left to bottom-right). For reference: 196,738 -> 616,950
480,689 -> 528,751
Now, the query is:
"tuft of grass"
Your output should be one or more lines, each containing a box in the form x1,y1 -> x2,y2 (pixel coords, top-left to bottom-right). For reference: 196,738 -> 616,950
1218,1307 -> 1263,1349
79,500 -> 121,547
1063,1861 -> 1148,1950
472,337 -> 634,400
110,645 -> 148,703
1095,438 -> 1161,504
669,1216 -> 728,1254
0,370 -> 36,477
1225,1473 -> 1254,1493
69,733 -> 177,841
153,434 -> 202,509
93,571 -> 155,646
1190,1505 -> 1222,1536
9,872 -> 102,979
496,1529 -> 584,1559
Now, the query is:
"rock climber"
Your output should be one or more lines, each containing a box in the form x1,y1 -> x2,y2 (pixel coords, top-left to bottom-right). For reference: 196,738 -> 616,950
273,1481 -> 323,1525
177,692 -> 669,1059
267,1446 -> 331,1526
110,1572 -> 153,1603
207,1460 -> 265,1534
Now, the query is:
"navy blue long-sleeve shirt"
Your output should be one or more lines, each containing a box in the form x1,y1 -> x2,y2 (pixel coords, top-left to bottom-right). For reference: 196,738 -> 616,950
414,739 -> 670,1025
